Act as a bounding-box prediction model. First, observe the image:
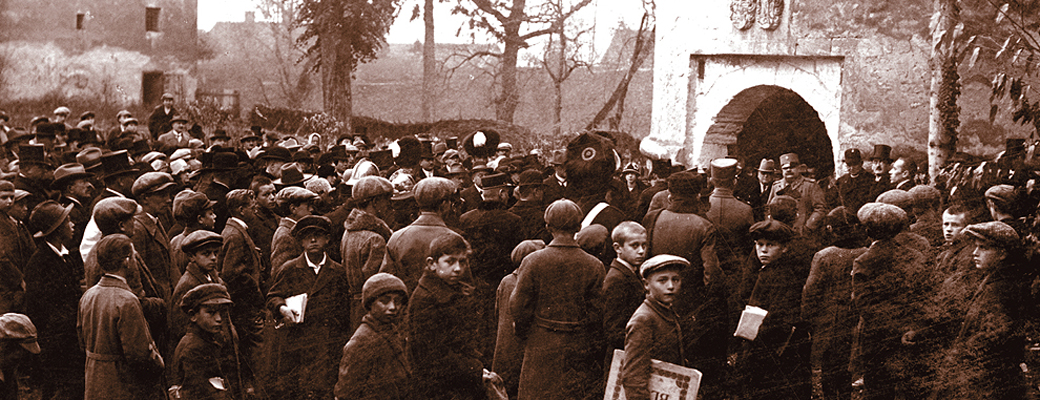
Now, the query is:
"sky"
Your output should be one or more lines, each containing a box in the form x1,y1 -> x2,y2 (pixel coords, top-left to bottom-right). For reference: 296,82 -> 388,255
198,0 -> 647,61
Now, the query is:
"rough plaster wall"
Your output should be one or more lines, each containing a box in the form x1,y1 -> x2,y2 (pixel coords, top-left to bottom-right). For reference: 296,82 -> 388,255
0,42 -> 150,105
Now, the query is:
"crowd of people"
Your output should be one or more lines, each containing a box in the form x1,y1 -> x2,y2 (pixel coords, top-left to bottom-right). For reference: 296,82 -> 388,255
0,98 -> 1037,400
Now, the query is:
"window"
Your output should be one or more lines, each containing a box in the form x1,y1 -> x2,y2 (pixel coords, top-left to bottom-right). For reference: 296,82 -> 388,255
76,13 -> 85,30
145,7 -> 160,32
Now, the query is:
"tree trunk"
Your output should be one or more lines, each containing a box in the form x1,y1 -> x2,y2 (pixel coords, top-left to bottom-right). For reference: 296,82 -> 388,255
422,0 -> 435,121
319,0 -> 352,132
553,26 -> 565,136
928,0 -> 960,182
495,0 -> 525,123
586,15 -> 652,131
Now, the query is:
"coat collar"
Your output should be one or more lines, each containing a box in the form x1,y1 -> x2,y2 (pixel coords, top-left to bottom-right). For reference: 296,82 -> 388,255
548,235 -> 580,248
416,273 -> 471,304
411,212 -> 447,227
98,274 -> 132,292
610,258 -> 640,279
346,208 -> 392,240
643,297 -> 680,325
290,253 -> 336,294
185,262 -> 219,285
134,212 -> 169,249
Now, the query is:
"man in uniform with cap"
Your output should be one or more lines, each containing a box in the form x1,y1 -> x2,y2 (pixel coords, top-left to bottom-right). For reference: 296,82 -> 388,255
12,144 -> 55,214
768,152 -> 828,233
510,169 -> 552,243
380,177 -> 466,294
23,200 -> 84,399
0,313 -> 41,400
148,93 -> 178,140
341,176 -> 394,329
836,148 -> 875,214
707,158 -> 754,269
157,115 -> 191,154
510,199 -> 605,400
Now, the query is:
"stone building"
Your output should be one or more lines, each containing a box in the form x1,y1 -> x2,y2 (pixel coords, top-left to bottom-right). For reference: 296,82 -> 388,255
0,0 -> 198,110
642,0 -> 1033,175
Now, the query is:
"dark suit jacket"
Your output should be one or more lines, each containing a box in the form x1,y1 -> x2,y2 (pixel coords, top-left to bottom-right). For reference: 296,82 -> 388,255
131,212 -> 175,301
25,243 -> 84,374
219,218 -> 266,321
148,105 -> 176,139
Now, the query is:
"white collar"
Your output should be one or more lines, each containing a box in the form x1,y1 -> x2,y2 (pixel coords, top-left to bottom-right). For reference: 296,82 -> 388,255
229,216 -> 247,229
615,258 -> 639,275
305,252 -> 327,272
46,241 -> 69,257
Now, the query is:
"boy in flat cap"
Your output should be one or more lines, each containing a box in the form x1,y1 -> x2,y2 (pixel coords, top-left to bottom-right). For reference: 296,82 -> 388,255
510,199 -> 605,400
270,187 -> 318,274
0,313 -> 40,400
170,189 -> 217,275
218,189 -> 265,376
335,273 -> 412,400
23,201 -> 84,398
79,234 -> 166,400
266,215 -> 351,400
408,235 -> 487,400
170,231 -> 227,350
621,254 -> 689,400
342,176 -> 394,330
170,283 -> 247,400
0,181 -> 35,314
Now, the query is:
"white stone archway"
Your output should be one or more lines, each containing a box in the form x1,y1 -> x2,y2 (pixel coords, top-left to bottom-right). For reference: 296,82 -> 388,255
643,55 -> 844,169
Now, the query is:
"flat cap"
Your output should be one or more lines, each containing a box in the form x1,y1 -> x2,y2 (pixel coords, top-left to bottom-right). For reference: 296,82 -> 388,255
511,239 -> 546,266
749,219 -> 795,242
179,283 -> 233,313
667,171 -> 704,198
352,176 -> 393,201
962,221 -> 1020,249
984,184 -> 1017,206
132,172 -> 176,198
181,230 -> 223,254
362,273 -> 407,310
292,215 -> 332,237
95,234 -> 134,267
275,186 -> 318,206
0,313 -> 40,354
544,199 -> 583,231
413,177 -> 457,208
875,189 -> 914,213
856,202 -> 907,230
173,189 -> 216,222
0,181 -> 13,192
575,224 -> 609,256
93,198 -> 139,226
639,254 -> 689,279
907,185 -> 941,205
53,106 -> 71,115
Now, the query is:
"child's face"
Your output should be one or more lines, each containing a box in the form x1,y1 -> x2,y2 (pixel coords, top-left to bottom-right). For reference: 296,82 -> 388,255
191,305 -> 227,334
0,191 -> 13,213
198,209 -> 217,230
942,210 -> 968,243
614,233 -> 648,266
369,292 -> 406,324
301,231 -> 329,255
191,246 -> 220,272
427,252 -> 467,285
755,239 -> 786,265
972,241 -> 1006,270
644,269 -> 682,306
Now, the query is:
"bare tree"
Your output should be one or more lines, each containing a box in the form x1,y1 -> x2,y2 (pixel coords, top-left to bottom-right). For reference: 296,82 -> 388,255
586,11 -> 653,131
256,0 -> 317,109
536,0 -> 592,135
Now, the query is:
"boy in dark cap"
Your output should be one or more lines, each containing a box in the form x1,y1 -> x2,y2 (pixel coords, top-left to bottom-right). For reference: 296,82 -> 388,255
0,313 -> 41,400
621,254 -> 689,400
170,283 -> 247,400
170,189 -> 217,274
266,215 -> 350,400
170,230 -> 226,348
335,273 -> 412,400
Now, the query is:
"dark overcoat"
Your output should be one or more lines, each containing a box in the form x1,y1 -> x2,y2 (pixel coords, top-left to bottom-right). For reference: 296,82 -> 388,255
341,208 -> 393,330
266,253 -> 351,400
620,298 -> 685,400
78,275 -> 165,400
219,218 -> 266,328
508,200 -> 551,243
835,170 -> 875,213
602,259 -> 645,351
335,315 -> 411,400
269,218 -> 301,276
131,212 -> 176,301
171,325 -> 244,400
460,204 -> 523,285
0,215 -> 34,313
168,263 -> 225,349
379,212 -> 464,294
24,243 -> 85,394
407,273 -> 484,400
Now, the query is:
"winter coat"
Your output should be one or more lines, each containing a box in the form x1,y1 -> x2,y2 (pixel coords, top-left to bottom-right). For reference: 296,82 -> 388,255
706,187 -> 755,269
147,105 -> 177,139
78,275 -> 165,400
835,170 -> 875,213
83,244 -> 167,347
157,131 -> 191,154
621,298 -> 685,400
171,325 -> 243,400
169,227 -> 195,277
335,314 -> 412,400
508,200 -> 551,243
509,237 -> 605,400
24,243 -> 85,387
220,218 -> 266,330
768,175 -> 828,233
131,212 -> 176,301
459,203 -> 523,286
168,263 -> 225,349
493,271 -> 522,397
341,208 -> 393,330
270,217 -> 301,276
379,212 -> 464,294
407,273 -> 484,400
0,215 -> 34,313
850,238 -> 932,400
603,259 -> 645,351
244,206 -> 278,280
266,253 -> 352,399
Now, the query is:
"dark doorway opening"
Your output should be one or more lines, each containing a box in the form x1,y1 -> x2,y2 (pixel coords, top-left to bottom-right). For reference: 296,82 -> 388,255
707,85 -> 833,178
142,71 -> 165,108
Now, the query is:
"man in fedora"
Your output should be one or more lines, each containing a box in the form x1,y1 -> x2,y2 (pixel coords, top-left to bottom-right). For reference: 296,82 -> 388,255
868,144 -> 894,200
257,147 -> 292,180
769,152 -> 828,233
157,115 -> 191,154
740,158 -> 777,221
13,144 -> 55,214
149,93 -> 178,139
194,151 -> 239,232
79,150 -> 141,262
836,148 -> 875,213
23,200 -> 85,399
53,163 -> 95,258
510,169 -> 552,243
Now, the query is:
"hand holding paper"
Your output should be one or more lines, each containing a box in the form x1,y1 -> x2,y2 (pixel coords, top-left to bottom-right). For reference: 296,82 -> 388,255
734,305 -> 768,340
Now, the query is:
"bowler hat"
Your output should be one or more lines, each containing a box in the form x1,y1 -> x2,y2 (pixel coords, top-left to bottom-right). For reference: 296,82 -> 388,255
544,199 -> 582,231
420,141 -> 435,160
179,283 -> 233,313
99,150 -> 140,180
17,144 -> 50,167
362,273 -> 408,310
517,169 -> 545,187
414,177 -> 457,208
51,163 -> 94,189
0,313 -> 40,354
200,152 -> 239,172
843,148 -> 863,165
962,221 -> 1020,249
710,158 -> 739,183
479,172 -> 513,190
209,129 -> 230,141
779,153 -> 800,168
639,254 -> 689,279
28,200 -> 73,238
258,147 -> 291,162
869,144 -> 892,162
180,230 -> 223,255
292,215 -> 332,237
352,176 -> 393,201
132,172 -> 176,198
273,163 -> 313,187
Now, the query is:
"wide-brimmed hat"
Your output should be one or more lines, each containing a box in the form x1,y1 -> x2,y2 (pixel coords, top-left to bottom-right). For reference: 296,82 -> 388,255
51,163 -> 94,189
200,152 -> 239,173
77,147 -> 104,171
517,169 -> 545,187
28,200 -> 73,238
757,158 -> 776,173
479,172 -> 513,190
258,147 -> 292,163
273,163 -> 313,187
